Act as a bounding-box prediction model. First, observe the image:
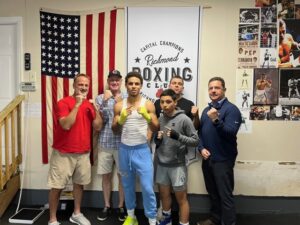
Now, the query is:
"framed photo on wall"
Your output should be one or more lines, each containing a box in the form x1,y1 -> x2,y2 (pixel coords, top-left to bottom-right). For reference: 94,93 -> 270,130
279,68 -> 300,105
253,68 -> 279,105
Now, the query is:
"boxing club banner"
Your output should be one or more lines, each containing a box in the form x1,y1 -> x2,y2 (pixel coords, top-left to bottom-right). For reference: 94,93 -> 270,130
126,7 -> 202,104
126,7 -> 202,166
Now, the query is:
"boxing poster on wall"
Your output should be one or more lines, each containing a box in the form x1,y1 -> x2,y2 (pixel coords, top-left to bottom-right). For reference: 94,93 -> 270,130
296,4 -> 300,19
253,68 -> 279,105
238,23 -> 259,68
255,0 -> 276,8
278,19 -> 300,68
260,5 -> 277,23
249,105 -> 270,120
279,68 -> 300,105
126,7 -> 202,104
239,8 -> 260,23
260,48 -> 277,68
236,69 -> 254,133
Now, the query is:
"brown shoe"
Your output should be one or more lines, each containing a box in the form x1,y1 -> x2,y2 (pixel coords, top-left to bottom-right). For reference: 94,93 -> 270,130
196,218 -> 216,225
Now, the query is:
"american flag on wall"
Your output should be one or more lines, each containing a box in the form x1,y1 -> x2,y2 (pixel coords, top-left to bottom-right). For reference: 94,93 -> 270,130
40,9 -> 123,164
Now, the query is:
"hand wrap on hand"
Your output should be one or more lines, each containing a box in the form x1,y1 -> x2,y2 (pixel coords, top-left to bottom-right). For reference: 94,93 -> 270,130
118,108 -> 128,125
138,106 -> 152,123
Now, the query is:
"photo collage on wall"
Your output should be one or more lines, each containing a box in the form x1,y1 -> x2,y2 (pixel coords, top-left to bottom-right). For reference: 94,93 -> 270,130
237,0 -> 300,128
236,69 -> 254,133
238,8 -> 260,69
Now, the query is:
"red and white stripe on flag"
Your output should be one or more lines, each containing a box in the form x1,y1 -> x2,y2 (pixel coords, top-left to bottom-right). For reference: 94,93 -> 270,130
41,9 -> 123,164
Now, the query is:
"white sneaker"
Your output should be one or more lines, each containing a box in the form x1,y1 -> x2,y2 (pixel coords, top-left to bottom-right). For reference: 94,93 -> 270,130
69,213 -> 91,225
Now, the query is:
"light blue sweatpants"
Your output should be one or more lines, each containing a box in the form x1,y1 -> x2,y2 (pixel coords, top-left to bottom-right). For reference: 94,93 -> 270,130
119,142 -> 157,219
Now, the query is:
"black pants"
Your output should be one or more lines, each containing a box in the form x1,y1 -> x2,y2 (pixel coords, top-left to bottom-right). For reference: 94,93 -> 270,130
202,159 -> 236,225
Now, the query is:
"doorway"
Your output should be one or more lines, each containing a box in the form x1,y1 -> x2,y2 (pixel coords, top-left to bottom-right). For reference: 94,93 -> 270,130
0,17 -> 22,111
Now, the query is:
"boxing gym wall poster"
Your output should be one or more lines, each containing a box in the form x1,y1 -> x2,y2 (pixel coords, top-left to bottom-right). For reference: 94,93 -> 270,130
126,7 -> 202,104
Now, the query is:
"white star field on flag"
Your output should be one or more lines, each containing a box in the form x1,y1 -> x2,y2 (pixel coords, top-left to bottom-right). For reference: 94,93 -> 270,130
40,12 -> 80,78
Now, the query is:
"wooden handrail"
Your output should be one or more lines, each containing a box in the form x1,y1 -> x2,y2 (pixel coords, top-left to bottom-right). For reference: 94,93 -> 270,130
0,94 -> 25,190
0,95 -> 25,123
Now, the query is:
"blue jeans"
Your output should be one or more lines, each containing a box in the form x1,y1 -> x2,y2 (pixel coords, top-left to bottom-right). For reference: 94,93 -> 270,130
119,142 -> 157,219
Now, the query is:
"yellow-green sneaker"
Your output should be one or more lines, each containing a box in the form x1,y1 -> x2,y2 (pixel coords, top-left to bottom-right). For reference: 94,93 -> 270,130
123,216 -> 138,225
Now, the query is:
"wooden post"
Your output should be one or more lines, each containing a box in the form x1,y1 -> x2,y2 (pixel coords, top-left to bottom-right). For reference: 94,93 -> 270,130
11,109 -> 16,173
5,117 -> 10,182
17,104 -> 22,164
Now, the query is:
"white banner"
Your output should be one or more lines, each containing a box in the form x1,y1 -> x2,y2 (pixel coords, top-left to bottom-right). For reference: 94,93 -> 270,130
126,7 -> 202,103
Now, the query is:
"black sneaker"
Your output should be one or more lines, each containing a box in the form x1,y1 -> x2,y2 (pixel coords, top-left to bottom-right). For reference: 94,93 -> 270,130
97,207 -> 111,221
117,207 -> 126,221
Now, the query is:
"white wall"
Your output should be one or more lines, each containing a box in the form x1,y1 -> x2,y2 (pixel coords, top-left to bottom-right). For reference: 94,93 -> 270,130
0,0 -> 299,196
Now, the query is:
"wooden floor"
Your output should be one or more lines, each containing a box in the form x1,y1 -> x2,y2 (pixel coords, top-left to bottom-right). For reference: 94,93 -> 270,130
1,204 -> 300,225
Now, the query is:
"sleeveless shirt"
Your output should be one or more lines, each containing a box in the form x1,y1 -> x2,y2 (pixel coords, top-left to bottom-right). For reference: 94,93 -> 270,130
121,98 -> 148,146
